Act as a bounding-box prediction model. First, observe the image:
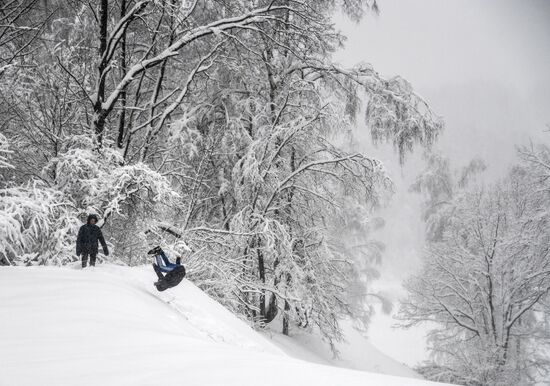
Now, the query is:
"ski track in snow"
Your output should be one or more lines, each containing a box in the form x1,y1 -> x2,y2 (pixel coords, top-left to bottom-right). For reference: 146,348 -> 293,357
0,265 -> 449,386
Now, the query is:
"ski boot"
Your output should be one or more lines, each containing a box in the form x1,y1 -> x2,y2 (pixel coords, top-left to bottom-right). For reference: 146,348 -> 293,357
147,246 -> 163,255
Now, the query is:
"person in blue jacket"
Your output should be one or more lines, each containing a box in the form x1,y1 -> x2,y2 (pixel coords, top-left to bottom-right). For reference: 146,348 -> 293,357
148,246 -> 186,291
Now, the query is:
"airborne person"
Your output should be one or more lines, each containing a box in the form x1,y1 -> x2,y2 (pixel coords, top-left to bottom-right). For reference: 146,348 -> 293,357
148,246 -> 186,291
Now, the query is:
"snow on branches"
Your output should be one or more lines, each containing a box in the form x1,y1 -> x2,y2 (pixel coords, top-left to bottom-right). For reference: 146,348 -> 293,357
0,182 -> 79,266
1,0 -> 444,353
400,150 -> 550,384
0,133 -> 12,170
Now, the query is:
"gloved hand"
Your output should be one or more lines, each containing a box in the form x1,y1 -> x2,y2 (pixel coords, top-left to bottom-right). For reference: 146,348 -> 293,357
103,247 -> 109,256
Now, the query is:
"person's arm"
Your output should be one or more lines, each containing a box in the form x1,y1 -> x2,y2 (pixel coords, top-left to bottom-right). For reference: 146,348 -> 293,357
76,226 -> 83,256
98,228 -> 109,255
176,256 -> 181,265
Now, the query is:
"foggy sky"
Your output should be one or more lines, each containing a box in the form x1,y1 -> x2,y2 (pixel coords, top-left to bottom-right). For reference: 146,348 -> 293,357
334,0 -> 550,366
336,0 -> 550,175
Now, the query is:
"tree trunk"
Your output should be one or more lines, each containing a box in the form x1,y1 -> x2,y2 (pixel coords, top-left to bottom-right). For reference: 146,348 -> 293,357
94,0 -> 109,143
116,0 -> 127,149
264,257 -> 279,323
282,299 -> 290,335
258,248 -> 266,318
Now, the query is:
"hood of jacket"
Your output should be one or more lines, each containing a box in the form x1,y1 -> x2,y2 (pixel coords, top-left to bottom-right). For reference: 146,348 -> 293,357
87,214 -> 99,224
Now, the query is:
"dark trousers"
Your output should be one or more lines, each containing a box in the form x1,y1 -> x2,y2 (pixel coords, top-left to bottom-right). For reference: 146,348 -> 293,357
82,251 -> 98,268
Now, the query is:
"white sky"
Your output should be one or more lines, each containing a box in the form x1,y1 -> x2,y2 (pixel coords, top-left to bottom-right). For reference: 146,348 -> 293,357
336,0 -> 550,175
333,0 -> 550,367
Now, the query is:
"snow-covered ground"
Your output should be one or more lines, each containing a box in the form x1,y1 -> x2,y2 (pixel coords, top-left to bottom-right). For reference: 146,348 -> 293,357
267,319 -> 424,379
0,265 -> 447,386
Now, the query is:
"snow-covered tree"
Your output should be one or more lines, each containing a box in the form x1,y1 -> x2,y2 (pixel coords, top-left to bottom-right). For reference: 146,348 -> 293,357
0,133 -> 13,172
410,152 -> 486,242
0,0 -> 49,77
1,0 -> 443,353
0,182 -> 79,265
401,150 -> 550,384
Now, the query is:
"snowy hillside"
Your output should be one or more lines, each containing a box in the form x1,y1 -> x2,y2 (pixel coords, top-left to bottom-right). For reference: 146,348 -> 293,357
0,265 -> 447,386
268,319 -> 424,379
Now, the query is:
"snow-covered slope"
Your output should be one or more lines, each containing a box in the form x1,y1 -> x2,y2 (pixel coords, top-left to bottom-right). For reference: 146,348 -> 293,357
267,320 -> 424,379
0,265 -> 446,386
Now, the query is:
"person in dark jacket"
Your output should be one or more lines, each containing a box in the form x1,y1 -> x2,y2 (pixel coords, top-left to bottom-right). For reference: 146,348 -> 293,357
148,246 -> 186,291
76,214 -> 109,268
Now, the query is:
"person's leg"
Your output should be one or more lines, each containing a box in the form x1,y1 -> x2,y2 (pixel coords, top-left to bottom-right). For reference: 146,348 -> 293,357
89,251 -> 98,267
160,251 -> 171,266
81,252 -> 89,268
152,263 -> 164,280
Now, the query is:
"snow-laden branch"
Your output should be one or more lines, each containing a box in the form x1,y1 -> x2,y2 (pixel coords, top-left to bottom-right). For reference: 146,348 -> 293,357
141,41 -> 223,161
100,5 -> 292,116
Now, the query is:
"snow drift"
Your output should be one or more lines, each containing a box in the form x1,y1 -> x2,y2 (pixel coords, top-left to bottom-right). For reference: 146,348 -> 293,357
0,265 -> 446,386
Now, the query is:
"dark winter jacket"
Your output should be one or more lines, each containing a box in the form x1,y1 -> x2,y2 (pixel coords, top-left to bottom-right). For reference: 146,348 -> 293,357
76,215 -> 109,256
155,266 -> 186,292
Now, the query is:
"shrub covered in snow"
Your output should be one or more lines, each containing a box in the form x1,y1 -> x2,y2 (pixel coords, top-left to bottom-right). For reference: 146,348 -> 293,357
0,182 -> 79,265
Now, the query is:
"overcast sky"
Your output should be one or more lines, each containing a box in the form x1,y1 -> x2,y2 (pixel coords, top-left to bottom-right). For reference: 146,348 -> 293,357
333,0 -> 550,366
336,0 -> 550,175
